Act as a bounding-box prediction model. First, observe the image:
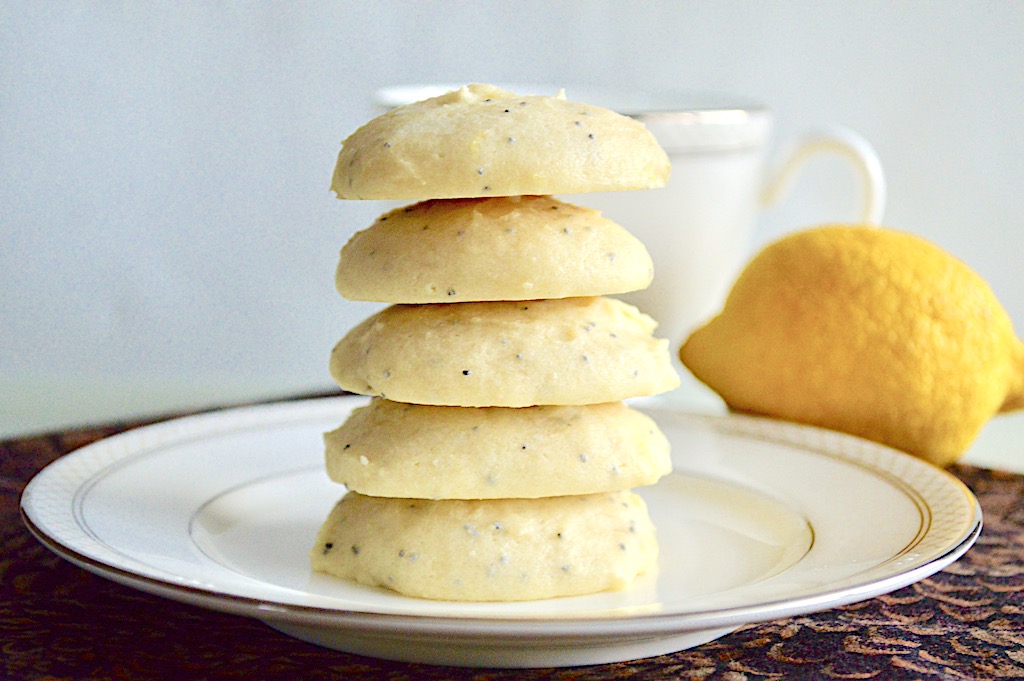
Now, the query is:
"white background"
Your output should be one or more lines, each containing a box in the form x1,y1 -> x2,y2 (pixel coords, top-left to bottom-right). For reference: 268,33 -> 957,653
3,1 -> 1023,442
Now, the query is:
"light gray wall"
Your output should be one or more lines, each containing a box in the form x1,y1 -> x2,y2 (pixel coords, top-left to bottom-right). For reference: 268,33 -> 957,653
3,1 -> 1022,435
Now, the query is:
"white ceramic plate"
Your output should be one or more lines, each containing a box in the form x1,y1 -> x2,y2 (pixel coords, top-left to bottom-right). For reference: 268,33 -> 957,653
21,396 -> 981,668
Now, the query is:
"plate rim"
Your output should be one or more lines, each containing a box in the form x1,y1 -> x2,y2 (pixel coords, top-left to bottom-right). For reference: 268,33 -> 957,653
20,395 -> 983,639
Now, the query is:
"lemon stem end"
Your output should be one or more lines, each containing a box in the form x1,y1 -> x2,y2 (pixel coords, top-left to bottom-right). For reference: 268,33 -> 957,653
999,339 -> 1024,412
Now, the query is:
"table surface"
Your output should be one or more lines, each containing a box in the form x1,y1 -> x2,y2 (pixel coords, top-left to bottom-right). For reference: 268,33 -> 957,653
4,399 -> 1024,680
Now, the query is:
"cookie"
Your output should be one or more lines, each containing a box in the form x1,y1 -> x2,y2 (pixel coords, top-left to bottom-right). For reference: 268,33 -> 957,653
329,296 -> 680,407
310,490 -> 657,601
324,399 -> 670,499
336,196 -> 654,303
331,84 -> 670,200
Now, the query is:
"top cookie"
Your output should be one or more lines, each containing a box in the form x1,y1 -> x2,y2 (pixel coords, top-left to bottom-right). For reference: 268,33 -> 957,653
331,84 -> 671,200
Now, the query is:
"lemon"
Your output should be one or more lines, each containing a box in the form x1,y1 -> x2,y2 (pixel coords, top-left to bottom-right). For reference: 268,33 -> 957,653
680,224 -> 1024,466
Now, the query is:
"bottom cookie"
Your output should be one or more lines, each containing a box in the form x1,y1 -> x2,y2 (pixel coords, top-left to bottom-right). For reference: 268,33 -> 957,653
310,490 -> 658,602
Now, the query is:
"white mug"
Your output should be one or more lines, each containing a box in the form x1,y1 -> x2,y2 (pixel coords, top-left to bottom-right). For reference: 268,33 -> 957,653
566,98 -> 886,351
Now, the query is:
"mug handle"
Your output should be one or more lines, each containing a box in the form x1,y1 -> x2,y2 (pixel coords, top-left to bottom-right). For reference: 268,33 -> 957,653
760,125 -> 886,225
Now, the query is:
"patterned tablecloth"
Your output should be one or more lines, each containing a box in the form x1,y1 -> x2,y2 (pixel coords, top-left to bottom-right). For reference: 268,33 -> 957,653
3,410 -> 1023,680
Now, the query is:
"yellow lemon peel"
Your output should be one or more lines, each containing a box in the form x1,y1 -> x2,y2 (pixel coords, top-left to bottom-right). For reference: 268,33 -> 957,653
680,224 -> 1024,466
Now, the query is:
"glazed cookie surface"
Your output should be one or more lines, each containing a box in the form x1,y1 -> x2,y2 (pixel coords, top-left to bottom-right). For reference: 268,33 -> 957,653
310,490 -> 657,601
331,83 -> 670,200
329,296 -> 680,407
336,196 -> 654,303
324,399 -> 671,499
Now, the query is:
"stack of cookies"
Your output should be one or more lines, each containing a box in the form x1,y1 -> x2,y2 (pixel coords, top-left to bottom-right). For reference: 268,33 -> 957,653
311,84 -> 679,601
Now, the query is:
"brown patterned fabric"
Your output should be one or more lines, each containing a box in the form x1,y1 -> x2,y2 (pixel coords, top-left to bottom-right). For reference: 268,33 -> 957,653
3,412 -> 1023,680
